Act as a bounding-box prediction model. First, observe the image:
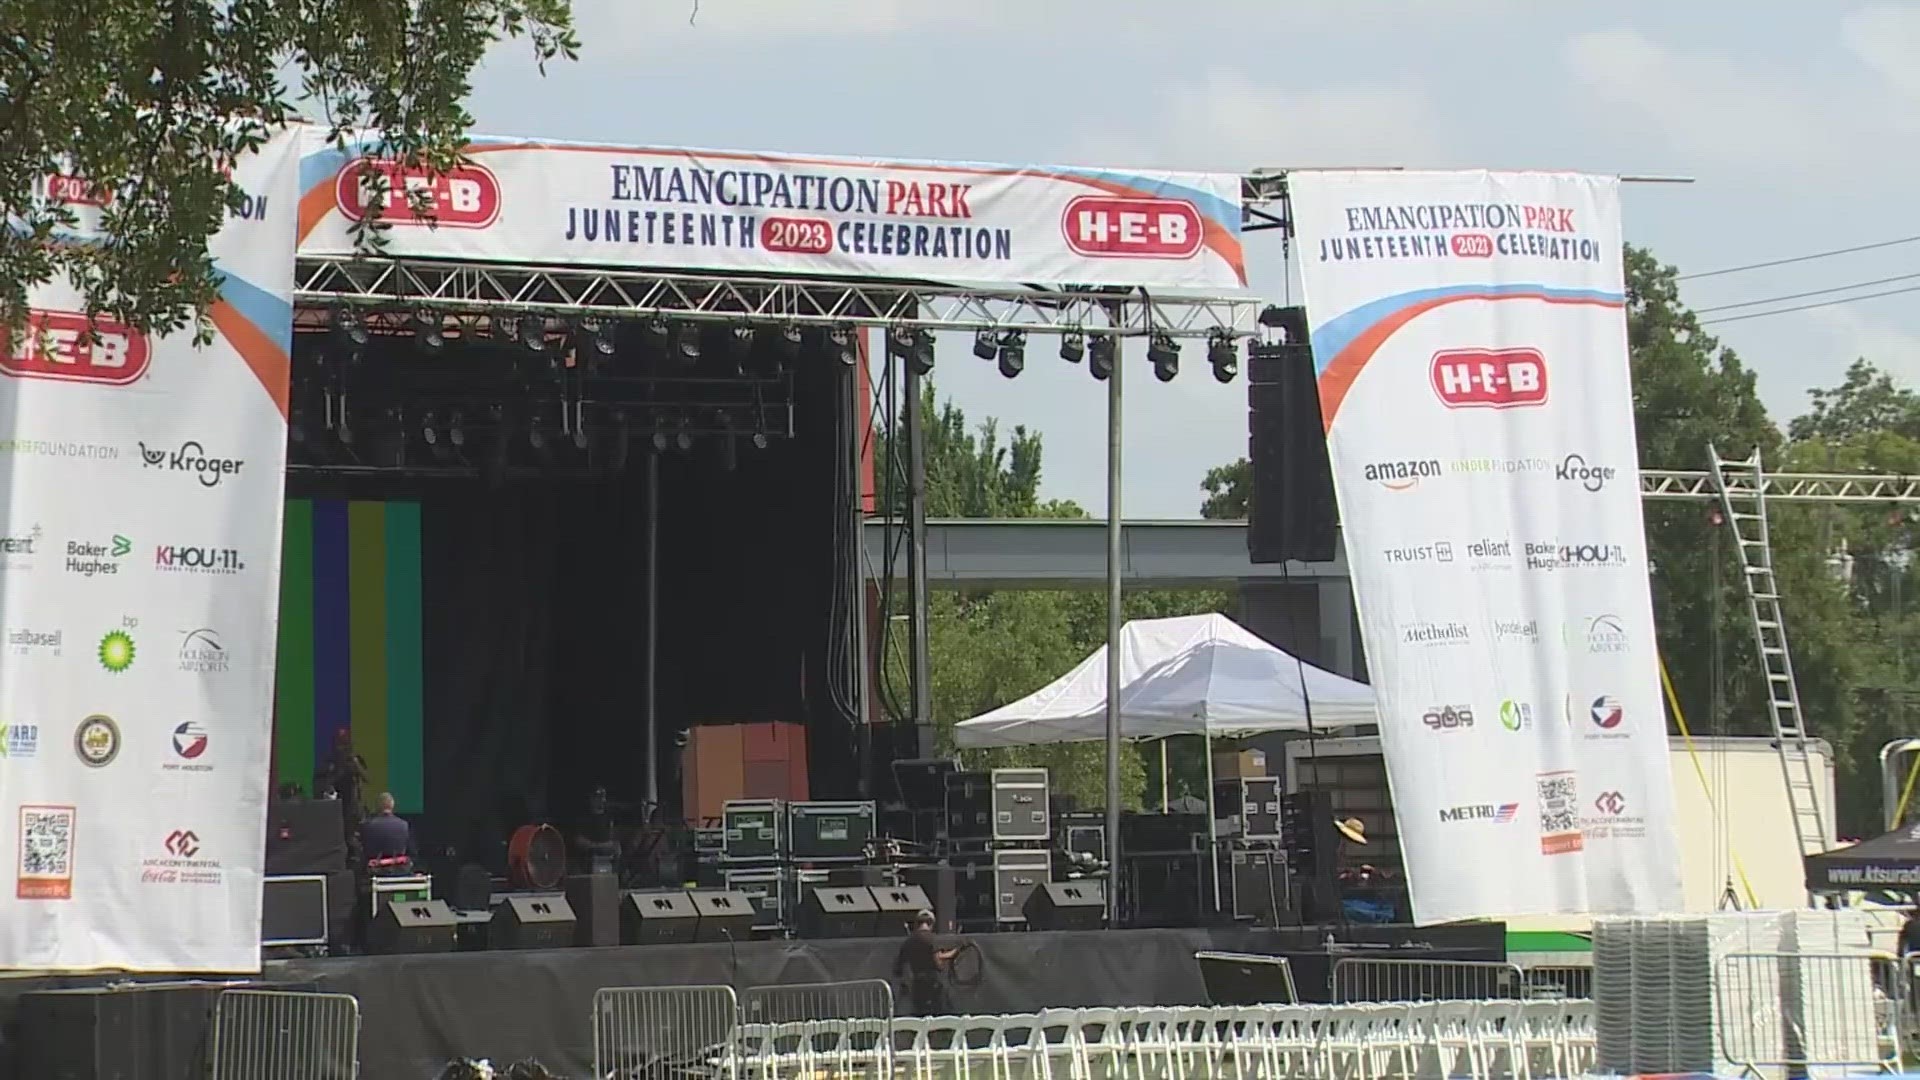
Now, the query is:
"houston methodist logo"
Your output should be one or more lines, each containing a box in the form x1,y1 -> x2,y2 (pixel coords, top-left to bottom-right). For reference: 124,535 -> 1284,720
1062,196 -> 1204,260
1430,348 -> 1548,409
0,310 -> 152,385
335,160 -> 502,228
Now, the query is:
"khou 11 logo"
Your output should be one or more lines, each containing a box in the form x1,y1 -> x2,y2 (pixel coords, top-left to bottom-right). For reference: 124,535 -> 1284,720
1430,348 -> 1548,409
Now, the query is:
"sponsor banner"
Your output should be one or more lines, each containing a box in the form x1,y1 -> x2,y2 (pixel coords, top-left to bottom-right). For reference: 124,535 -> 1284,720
1289,170 -> 1682,923
0,128 -> 297,971
294,131 -> 1247,291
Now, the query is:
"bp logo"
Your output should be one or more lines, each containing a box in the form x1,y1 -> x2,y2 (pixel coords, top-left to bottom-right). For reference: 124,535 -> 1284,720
98,629 -> 134,673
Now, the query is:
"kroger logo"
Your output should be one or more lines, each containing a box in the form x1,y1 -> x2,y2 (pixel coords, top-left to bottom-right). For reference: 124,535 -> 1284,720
1556,454 -> 1616,493
138,441 -> 244,488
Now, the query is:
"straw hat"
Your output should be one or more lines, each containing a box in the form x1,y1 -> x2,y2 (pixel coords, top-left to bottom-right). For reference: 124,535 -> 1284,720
1335,817 -> 1367,845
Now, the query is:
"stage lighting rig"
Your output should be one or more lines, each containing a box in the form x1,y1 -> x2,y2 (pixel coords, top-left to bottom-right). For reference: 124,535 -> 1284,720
995,331 -> 1026,379
1059,332 -> 1086,365
651,431 -> 669,452
777,323 -> 802,361
1147,333 -> 1179,382
577,319 -> 617,358
828,326 -> 858,365
518,318 -> 549,354
642,317 -> 671,353
726,327 -> 754,373
332,307 -> 370,347
888,327 -> 935,376
972,330 -> 997,361
1088,333 -> 1116,381
410,310 -> 445,353
1207,332 -> 1238,383
673,322 -> 702,364
751,431 -> 769,450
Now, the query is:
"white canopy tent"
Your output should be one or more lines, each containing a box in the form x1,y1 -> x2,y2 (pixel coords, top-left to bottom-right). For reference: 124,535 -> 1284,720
952,613 -> 1376,748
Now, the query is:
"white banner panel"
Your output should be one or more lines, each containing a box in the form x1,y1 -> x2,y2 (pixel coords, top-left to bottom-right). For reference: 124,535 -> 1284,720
1288,170 -> 1683,924
0,129 -> 298,970
294,132 -> 1247,290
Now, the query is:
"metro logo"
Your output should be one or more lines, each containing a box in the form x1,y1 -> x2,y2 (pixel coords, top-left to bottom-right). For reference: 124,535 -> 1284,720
1430,348 -> 1548,410
335,160 -> 501,229
45,173 -> 113,208
1062,196 -> 1203,260
0,311 -> 151,386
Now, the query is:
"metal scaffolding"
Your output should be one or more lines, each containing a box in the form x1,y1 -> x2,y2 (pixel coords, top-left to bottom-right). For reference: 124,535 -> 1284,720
1641,469 -> 1920,503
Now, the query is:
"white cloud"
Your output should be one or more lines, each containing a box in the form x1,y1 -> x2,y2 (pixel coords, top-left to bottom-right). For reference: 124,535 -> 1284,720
1842,4 -> 1920,101
1810,304 -> 1920,385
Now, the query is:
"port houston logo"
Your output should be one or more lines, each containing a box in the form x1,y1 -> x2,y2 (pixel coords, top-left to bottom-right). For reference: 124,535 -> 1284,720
1439,803 -> 1518,823
1556,454 -> 1615,492
138,441 -> 243,488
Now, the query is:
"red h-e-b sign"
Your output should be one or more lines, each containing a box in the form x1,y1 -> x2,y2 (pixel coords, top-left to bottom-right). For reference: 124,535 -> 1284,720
1430,348 -> 1548,409
0,310 -> 152,385
1062,196 -> 1204,259
335,160 -> 502,228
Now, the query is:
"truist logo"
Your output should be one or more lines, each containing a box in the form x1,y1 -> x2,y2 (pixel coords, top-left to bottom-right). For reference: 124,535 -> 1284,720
0,310 -> 152,385
1061,197 -> 1204,260
336,160 -> 502,229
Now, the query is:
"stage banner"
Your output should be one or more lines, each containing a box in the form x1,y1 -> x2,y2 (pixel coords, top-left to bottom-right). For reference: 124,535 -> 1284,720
1288,170 -> 1683,924
0,129 -> 298,970
294,131 -> 1246,290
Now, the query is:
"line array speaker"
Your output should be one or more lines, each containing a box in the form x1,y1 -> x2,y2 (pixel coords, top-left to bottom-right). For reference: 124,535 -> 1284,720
1247,320 -> 1337,565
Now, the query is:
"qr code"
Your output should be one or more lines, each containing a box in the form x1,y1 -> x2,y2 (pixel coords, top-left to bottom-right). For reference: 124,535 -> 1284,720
1536,772 -> 1579,834
18,805 -> 75,899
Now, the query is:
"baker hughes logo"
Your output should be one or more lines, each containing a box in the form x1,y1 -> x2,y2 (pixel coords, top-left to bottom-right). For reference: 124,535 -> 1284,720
1062,197 -> 1204,260
138,441 -> 244,488
0,310 -> 152,385
1430,348 -> 1547,409
67,534 -> 131,577
335,159 -> 502,229
142,829 -> 223,885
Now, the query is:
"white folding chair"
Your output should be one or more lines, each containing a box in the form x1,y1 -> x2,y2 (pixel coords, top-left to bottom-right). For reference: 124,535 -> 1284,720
1471,1000 -> 1527,1079
1073,1008 -> 1129,1080
1427,1002 -> 1483,1080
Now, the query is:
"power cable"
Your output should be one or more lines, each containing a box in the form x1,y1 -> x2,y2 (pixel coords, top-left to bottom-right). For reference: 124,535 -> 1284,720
1680,235 -> 1920,281
1698,284 -> 1920,326
1696,271 -> 1920,314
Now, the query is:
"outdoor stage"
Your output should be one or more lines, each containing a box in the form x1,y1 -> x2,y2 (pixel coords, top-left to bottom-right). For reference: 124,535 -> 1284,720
0,924 -> 1505,1079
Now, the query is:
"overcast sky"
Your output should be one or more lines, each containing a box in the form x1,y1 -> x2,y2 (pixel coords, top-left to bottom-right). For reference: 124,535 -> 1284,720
462,0 -> 1920,517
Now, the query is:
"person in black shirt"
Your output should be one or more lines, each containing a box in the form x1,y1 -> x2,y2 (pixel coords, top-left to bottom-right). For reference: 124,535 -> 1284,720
320,729 -> 368,828
893,909 -> 959,1016
572,786 -> 623,874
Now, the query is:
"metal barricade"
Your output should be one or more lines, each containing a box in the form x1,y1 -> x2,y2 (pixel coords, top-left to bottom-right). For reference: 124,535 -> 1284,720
207,988 -> 361,1080
1520,962 -> 1594,1000
1716,951 -> 1903,1077
1331,956 -> 1527,1002
740,979 -> 895,1025
594,984 -> 740,1080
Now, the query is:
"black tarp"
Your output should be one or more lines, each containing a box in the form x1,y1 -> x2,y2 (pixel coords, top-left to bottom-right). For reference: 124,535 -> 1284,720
1806,823 -> 1920,891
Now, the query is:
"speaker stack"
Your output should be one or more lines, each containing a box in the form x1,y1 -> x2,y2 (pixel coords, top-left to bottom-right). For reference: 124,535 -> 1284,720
1247,307 -> 1337,565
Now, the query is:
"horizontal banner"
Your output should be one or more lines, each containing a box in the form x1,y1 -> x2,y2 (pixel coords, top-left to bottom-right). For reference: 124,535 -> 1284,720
296,133 -> 1247,291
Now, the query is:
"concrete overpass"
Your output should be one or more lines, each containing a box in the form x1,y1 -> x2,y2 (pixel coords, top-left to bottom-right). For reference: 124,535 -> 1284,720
862,517 -> 1361,679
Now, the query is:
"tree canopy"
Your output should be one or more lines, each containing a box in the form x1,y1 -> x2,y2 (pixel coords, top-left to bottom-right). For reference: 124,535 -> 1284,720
1,0 -> 578,340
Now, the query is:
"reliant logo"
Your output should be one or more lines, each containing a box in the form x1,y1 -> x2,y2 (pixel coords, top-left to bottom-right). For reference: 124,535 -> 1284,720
1421,705 -> 1474,732
1439,803 -> 1519,823
138,441 -> 244,488
0,524 -> 40,570
178,628 -> 230,674
0,723 -> 39,759
1401,621 -> 1470,647
154,545 -> 245,575
1466,538 -> 1513,569
143,829 -> 223,885
1566,614 -> 1629,654
1362,458 -> 1442,491
1498,700 -> 1534,731
335,160 -> 503,229
5,628 -> 61,658
0,310 -> 152,385
1493,618 -> 1539,645
1062,196 -> 1205,260
1557,454 -> 1616,492
1383,541 -> 1454,564
65,534 -> 130,577
1430,348 -> 1548,409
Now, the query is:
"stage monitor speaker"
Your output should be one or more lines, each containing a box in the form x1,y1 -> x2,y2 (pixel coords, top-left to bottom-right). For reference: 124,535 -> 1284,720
868,883 -> 933,934
798,885 -> 879,939
262,874 -> 329,947
368,898 -> 458,954
1023,880 -> 1106,931
263,798 -> 347,875
1246,334 -> 1337,565
688,889 -> 757,942
566,872 -> 621,948
622,890 -> 700,945
490,894 -> 577,951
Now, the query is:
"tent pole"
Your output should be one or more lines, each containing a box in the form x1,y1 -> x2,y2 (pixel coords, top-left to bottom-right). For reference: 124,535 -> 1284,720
1160,740 -> 1170,811
1103,302 -> 1124,929
1204,731 -> 1221,914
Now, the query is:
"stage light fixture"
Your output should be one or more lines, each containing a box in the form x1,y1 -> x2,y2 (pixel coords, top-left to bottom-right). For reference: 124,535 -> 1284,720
1088,333 -> 1116,381
572,422 -> 589,451
829,326 -> 858,365
528,421 -> 547,451
674,322 -> 702,363
587,319 -> 618,356
1208,332 -> 1238,383
777,323 -> 802,359
1059,332 -> 1086,364
972,330 -> 997,361
727,327 -> 754,372
995,331 -> 1026,379
1148,333 -> 1179,382
422,413 -> 440,446
449,412 -> 467,448
909,330 -> 934,375
675,429 -> 692,452
718,434 -> 739,472
643,318 -> 670,352
518,316 -> 548,353
490,316 -> 517,344
333,308 -> 370,348
751,431 -> 769,450
410,310 -> 445,352
652,431 -> 669,452
611,411 -> 631,472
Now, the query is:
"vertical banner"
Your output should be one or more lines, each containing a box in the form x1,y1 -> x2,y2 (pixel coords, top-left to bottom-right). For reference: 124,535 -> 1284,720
1288,171 -> 1682,923
0,128 -> 298,970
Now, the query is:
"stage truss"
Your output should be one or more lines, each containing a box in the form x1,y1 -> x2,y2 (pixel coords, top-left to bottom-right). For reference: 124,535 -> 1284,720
1641,470 -> 1920,503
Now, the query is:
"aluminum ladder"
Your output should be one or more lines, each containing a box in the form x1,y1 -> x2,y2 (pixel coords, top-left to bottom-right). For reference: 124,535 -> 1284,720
1709,445 -> 1830,862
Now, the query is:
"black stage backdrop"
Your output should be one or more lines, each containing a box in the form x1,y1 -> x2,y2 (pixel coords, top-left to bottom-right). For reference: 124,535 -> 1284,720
288,347 -> 856,862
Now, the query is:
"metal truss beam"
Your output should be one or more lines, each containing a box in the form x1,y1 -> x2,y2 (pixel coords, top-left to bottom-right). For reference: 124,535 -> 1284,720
293,256 -> 1261,340
1641,469 -> 1920,503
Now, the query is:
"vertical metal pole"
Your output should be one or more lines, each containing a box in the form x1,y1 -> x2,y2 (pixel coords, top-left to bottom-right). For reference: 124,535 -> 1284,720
1204,732 -> 1221,913
849,359 -> 872,798
904,364 -> 934,758
1159,740 -> 1170,811
1104,317 -> 1124,927
644,449 -> 660,808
